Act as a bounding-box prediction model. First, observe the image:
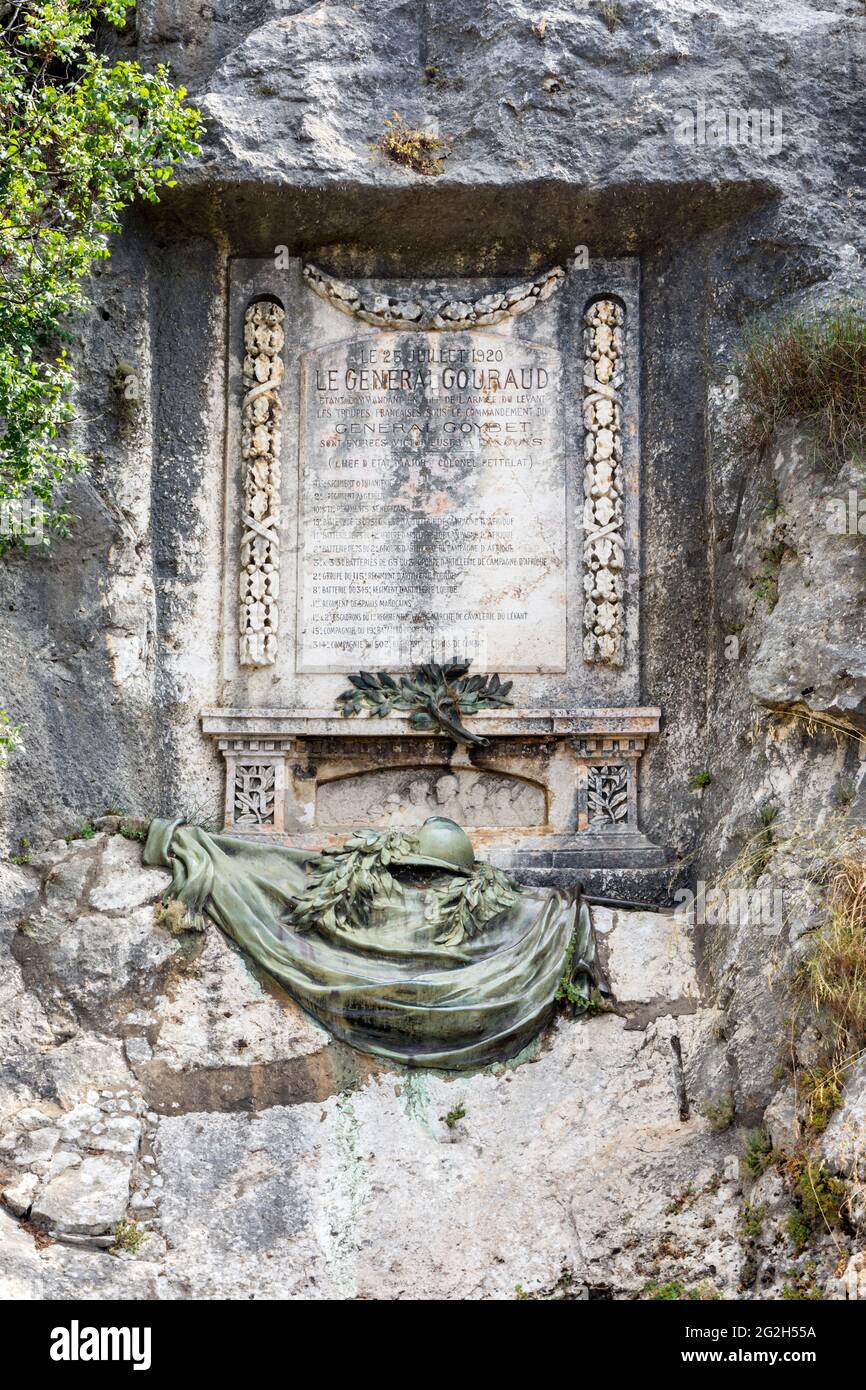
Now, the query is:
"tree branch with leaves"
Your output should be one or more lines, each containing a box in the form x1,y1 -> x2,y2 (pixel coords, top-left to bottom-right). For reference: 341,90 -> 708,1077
0,0 -> 202,551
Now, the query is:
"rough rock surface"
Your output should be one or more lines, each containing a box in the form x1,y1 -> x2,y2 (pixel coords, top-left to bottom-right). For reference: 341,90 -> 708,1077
1,834 -> 860,1300
0,0 -> 864,1301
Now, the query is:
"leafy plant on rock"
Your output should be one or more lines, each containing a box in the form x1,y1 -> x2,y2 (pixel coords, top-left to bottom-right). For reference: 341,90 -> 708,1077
0,1 -> 202,550
0,709 -> 24,766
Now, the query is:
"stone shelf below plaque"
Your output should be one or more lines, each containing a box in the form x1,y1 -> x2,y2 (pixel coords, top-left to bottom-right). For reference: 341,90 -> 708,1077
201,707 -> 665,888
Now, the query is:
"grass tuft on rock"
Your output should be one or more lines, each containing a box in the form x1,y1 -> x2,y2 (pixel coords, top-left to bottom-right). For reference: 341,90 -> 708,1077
733,308 -> 866,468
111,1220 -> 145,1255
802,850 -> 866,1048
376,113 -> 449,176
155,898 -> 195,936
700,1094 -> 735,1132
742,1127 -> 774,1178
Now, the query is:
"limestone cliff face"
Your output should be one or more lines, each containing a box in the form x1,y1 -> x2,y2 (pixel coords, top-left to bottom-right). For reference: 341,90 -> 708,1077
0,829 -> 851,1300
2,0 -> 864,855
0,1 -> 865,1299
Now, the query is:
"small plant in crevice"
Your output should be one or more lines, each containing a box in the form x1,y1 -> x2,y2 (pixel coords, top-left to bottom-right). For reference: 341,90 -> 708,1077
754,568 -> 778,611
700,1094 -> 735,1132
65,821 -> 96,842
10,835 -> 31,866
376,112 -> 450,176
781,1270 -> 823,1300
599,2 -> 622,33
441,1102 -> 466,1130
554,929 -> 607,1016
799,1059 -> 845,1135
111,1220 -> 145,1255
742,1127 -> 774,1178
641,1280 -> 721,1301
423,64 -> 446,91
732,307 -> 866,470
154,899 -> 197,937
738,1202 -> 766,1243
783,1156 -> 848,1251
0,711 -> 25,769
750,803 -> 779,884
119,824 -> 148,842
689,771 -> 712,791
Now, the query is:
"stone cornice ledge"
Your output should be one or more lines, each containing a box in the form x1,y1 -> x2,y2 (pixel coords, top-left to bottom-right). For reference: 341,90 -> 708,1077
201,707 -> 661,739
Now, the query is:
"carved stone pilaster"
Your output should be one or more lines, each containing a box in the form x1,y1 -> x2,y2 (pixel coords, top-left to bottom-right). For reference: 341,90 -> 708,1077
572,733 -> 646,834
582,297 -> 625,665
239,301 -> 285,667
218,739 -> 293,832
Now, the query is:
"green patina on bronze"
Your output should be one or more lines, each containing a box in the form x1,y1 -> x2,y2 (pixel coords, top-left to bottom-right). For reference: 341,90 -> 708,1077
335,660 -> 514,747
143,815 -> 607,1070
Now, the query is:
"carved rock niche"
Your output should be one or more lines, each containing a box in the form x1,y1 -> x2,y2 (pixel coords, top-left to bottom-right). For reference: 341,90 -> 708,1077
204,256 -> 667,890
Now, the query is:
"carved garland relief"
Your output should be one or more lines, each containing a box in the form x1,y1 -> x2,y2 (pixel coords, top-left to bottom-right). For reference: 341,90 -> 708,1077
302,261 -> 565,331
582,298 -> 625,666
239,300 -> 285,667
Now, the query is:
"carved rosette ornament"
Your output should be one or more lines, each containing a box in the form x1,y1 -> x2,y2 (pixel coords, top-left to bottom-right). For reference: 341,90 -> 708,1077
582,298 -> 625,665
239,300 -> 285,666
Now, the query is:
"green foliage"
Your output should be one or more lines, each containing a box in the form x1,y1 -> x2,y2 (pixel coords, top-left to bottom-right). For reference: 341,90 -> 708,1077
781,1275 -> 823,1301
738,1202 -> 766,1242
10,834 -> 31,865
118,823 -> 147,842
794,1158 -> 847,1231
336,661 -> 513,747
0,1 -> 202,549
754,565 -> 779,611
800,1062 -> 844,1134
65,820 -> 95,840
783,1210 -> 811,1253
0,709 -> 24,766
783,1156 -> 847,1253
376,112 -> 449,175
689,771 -> 712,791
733,307 -> 866,468
441,1102 -> 466,1129
554,921 -> 605,1015
111,1219 -> 144,1254
750,802 -> 779,882
641,1280 -> 721,1301
742,1127 -> 774,1178
700,1094 -> 735,1132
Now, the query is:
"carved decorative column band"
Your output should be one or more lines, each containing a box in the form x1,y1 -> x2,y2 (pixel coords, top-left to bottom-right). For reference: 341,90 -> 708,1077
239,300 -> 285,666
582,298 -> 625,665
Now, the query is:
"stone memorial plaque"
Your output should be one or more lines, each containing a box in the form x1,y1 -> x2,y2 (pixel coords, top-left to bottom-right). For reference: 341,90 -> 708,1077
296,331 -> 566,673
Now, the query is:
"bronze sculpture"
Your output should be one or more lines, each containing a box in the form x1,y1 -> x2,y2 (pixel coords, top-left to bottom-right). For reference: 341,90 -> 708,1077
144,815 -> 608,1069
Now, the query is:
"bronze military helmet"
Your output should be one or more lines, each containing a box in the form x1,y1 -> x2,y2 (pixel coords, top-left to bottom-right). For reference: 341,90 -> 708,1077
400,816 -> 476,874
